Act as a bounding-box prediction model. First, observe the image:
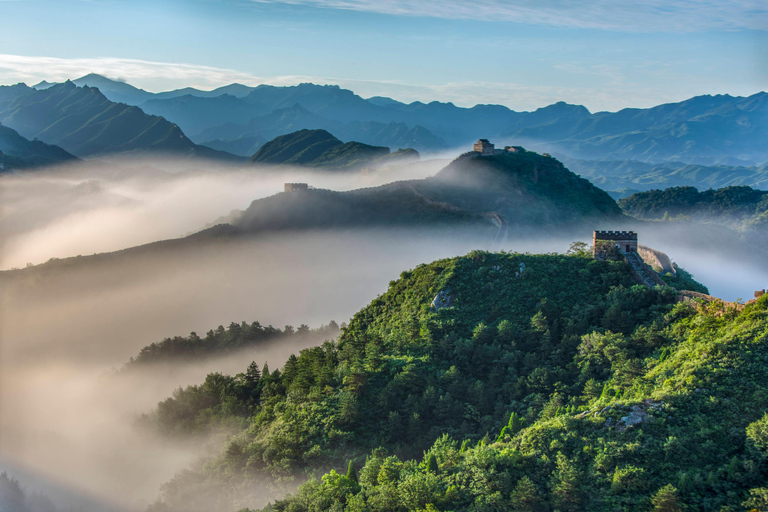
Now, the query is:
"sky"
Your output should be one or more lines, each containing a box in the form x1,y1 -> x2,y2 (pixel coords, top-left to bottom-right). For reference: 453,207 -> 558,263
0,0 -> 766,111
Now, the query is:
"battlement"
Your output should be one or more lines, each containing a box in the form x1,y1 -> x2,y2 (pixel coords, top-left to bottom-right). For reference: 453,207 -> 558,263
593,230 -> 637,241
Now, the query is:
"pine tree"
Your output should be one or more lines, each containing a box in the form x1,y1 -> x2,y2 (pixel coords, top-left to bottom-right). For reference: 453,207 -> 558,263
245,361 -> 261,387
509,411 -> 523,433
550,452 -> 582,512
427,454 -> 439,474
651,484 -> 682,512
511,475 -> 543,511
346,460 -> 358,483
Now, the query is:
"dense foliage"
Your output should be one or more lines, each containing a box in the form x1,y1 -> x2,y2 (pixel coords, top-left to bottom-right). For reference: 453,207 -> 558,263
618,186 -> 768,231
148,251 -> 688,511
265,293 -> 768,512
127,321 -> 340,367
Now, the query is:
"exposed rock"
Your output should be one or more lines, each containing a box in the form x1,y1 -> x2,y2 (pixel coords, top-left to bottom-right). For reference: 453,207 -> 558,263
616,405 -> 648,431
431,287 -> 455,310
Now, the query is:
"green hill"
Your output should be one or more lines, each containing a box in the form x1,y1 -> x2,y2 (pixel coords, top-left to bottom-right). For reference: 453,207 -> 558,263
618,185 -> 768,231
0,124 -> 77,170
249,129 -> 391,170
141,249 -> 768,512
0,81 -> 239,159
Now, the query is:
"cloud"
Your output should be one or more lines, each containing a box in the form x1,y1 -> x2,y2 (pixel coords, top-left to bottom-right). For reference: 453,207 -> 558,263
252,0 -> 767,32
0,54 -> 755,113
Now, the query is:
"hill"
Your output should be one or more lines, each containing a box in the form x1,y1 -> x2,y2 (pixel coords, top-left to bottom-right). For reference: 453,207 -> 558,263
233,149 -> 623,234
0,82 -> 239,159
562,158 -> 768,194
140,249 -> 765,512
249,129 -> 391,170
618,185 -> 768,231
0,124 -> 77,170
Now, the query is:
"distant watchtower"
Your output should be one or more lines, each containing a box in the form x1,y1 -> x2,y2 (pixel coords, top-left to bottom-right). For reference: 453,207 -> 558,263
284,183 -> 308,192
473,139 -> 496,155
593,230 -> 638,259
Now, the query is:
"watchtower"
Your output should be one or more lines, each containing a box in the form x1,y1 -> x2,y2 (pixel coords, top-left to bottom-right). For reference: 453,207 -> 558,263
473,139 -> 496,155
593,230 -> 638,259
284,183 -> 308,192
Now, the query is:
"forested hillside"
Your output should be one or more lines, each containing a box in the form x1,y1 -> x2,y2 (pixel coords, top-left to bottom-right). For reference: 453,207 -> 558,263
618,186 -> 768,231
144,250 -> 716,511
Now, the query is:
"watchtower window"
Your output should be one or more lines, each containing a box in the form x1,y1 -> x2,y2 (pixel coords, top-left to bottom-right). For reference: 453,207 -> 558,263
626,245 -> 630,252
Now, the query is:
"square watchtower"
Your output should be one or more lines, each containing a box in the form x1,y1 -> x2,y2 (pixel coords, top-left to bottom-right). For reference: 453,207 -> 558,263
593,230 -> 638,259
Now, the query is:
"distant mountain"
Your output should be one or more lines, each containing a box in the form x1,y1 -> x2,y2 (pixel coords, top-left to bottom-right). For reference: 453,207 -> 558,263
141,94 -> 259,135
235,148 -> 622,233
31,80 -> 56,90
196,104 -> 445,155
563,157 -> 768,192
15,74 -> 767,166
72,73 -> 156,105
0,82 -> 239,159
250,129 -> 391,170
0,124 -> 77,170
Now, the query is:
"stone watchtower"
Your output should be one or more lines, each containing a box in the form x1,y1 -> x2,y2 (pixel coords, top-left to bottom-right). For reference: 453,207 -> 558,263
473,139 -> 496,155
284,183 -> 308,192
592,230 -> 638,259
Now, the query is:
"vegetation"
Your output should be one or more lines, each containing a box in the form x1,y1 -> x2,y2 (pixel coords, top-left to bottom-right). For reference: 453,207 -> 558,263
234,151 -> 623,235
0,472 -> 60,512
565,158 -> 768,194
148,250 -> 697,511
618,186 -> 768,231
660,265 -> 709,295
261,283 -> 768,512
126,320 -> 340,367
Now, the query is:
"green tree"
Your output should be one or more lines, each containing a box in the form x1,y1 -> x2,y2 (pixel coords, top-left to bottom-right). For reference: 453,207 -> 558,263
651,484 -> 682,512
511,475 -> 543,511
550,452 -> 582,512
427,453 -> 439,474
346,460 -> 359,483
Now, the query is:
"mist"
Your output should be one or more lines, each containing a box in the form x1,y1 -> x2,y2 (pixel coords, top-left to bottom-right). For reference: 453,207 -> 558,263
0,156 -> 450,270
2,156 -> 766,511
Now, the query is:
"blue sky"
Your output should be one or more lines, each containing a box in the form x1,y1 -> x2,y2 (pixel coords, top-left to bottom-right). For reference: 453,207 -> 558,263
0,0 -> 765,111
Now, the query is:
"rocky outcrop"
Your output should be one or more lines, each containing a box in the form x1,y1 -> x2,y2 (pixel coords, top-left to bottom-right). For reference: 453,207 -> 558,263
431,287 -> 455,310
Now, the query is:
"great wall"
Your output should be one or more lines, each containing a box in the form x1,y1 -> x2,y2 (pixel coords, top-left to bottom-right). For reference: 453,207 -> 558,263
282,138 -> 764,308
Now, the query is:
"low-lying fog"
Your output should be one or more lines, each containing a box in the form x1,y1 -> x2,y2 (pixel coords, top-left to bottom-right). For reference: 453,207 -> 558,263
1,156 -> 766,511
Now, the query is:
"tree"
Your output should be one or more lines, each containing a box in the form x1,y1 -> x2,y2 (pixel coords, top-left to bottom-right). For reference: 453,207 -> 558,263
511,475 -> 543,511
245,361 -> 261,386
550,453 -> 582,512
566,241 -> 590,258
651,484 -> 682,512
427,453 -> 439,474
346,460 -> 359,483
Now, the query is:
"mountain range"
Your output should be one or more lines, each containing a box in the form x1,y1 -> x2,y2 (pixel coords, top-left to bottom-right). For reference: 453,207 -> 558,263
49,75 -> 766,166
0,81 -> 238,160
